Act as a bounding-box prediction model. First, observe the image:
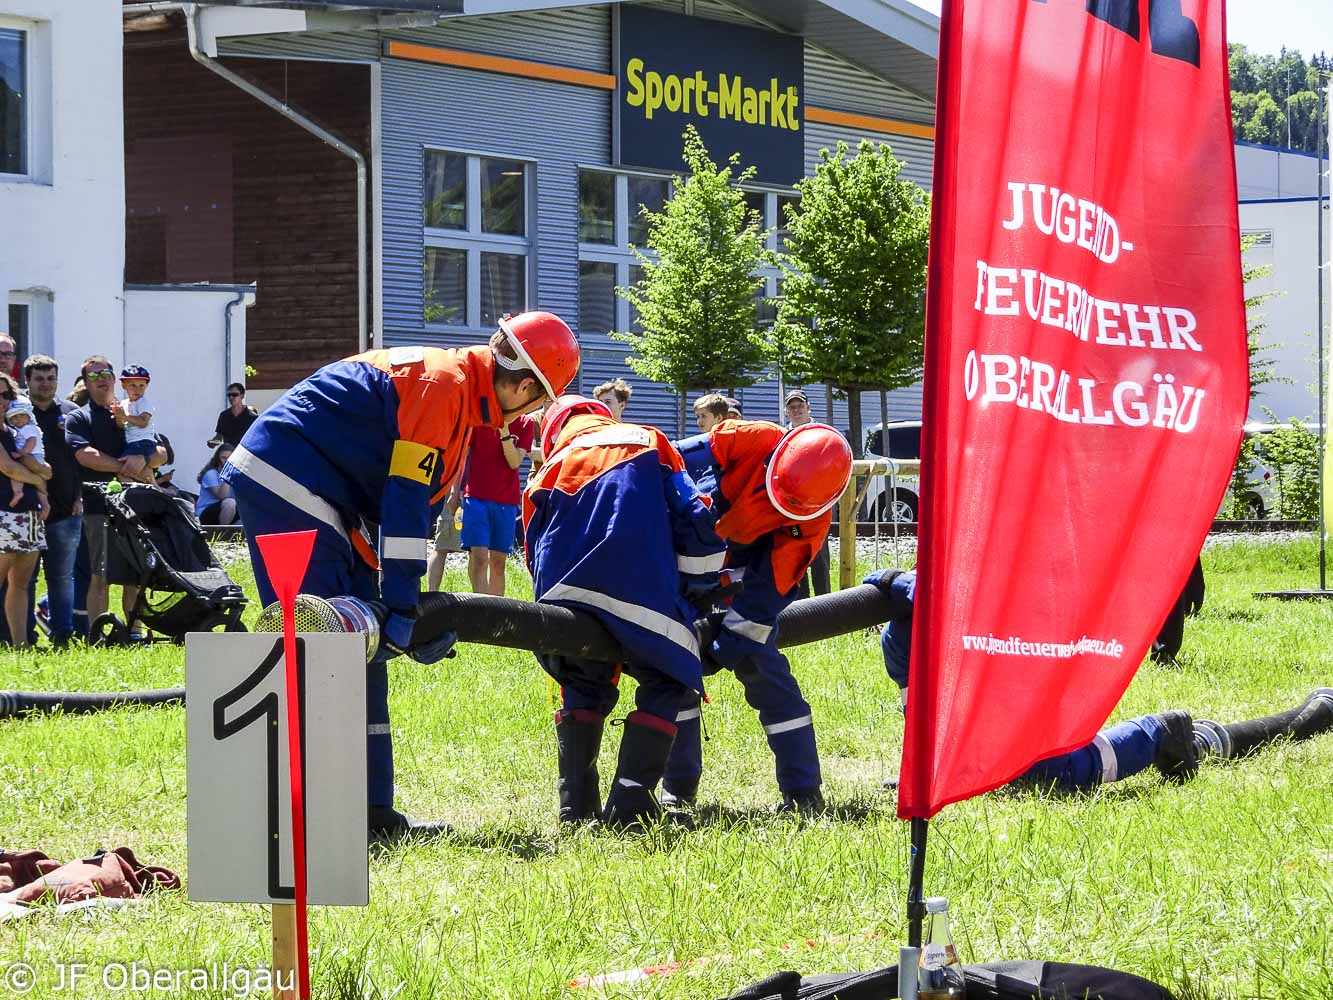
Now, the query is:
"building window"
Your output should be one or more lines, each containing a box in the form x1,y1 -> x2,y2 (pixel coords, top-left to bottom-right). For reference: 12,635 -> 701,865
423,151 -> 465,230
776,194 -> 799,254
7,302 -> 28,361
576,169 -> 673,337
626,175 -> 669,247
480,251 -> 525,328
578,260 -> 616,336
422,149 -> 532,330
0,28 -> 25,176
480,158 -> 526,236
579,170 -> 615,245
424,248 -> 466,326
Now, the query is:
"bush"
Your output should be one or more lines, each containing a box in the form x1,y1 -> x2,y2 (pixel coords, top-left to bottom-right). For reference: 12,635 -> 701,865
1260,417 -> 1322,520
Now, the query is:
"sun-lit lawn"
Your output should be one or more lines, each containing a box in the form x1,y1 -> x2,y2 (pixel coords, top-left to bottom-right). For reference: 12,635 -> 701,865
1,536 -> 1330,999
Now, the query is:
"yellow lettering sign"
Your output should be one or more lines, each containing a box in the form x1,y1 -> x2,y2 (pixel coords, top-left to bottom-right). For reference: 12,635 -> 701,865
623,59 -> 801,132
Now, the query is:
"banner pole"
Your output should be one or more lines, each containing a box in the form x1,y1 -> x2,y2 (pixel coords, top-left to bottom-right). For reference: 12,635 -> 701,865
906,817 -> 929,947
1318,77 -> 1328,591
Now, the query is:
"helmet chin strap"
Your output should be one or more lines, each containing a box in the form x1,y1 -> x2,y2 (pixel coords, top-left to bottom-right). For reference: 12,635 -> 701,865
501,387 -> 547,420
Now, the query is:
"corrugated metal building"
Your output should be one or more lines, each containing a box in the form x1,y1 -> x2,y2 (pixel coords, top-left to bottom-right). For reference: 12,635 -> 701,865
132,0 -> 939,437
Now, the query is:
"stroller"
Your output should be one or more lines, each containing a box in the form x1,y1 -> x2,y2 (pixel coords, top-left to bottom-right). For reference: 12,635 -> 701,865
90,483 -> 248,645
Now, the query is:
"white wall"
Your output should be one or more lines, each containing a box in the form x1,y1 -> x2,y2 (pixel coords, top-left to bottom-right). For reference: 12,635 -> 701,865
1235,143 -> 1323,201
0,0 -> 125,376
1239,198 -> 1330,423
124,286 -> 254,484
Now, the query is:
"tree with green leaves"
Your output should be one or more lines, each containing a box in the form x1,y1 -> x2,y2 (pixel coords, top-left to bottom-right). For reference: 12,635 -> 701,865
614,127 -> 772,433
1224,236 -> 1290,518
1228,44 -> 1330,154
776,140 -> 931,457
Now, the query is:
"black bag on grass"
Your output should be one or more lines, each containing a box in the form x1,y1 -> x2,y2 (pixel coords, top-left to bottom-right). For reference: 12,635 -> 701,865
720,960 -> 1176,1000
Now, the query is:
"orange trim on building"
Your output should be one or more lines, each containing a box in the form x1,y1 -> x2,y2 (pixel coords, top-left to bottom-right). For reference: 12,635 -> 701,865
805,106 -> 935,140
385,40 -> 618,90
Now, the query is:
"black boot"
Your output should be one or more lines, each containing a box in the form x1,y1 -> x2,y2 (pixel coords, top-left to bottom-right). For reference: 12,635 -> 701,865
778,789 -> 826,813
1153,710 -> 1199,783
556,709 -> 604,824
601,712 -> 677,831
368,805 -> 450,842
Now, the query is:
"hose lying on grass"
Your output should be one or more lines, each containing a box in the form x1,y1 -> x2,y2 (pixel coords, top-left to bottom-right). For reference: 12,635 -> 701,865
1,580 -> 910,720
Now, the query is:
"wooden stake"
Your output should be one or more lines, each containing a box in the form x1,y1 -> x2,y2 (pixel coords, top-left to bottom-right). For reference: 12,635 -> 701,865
272,904 -> 298,999
838,480 -> 857,590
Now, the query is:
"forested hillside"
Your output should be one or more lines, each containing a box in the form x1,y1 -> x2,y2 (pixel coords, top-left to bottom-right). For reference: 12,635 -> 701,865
1230,45 -> 1330,154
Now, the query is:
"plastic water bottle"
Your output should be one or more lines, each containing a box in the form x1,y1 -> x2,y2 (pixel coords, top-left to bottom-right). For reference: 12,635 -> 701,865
917,897 -> 965,999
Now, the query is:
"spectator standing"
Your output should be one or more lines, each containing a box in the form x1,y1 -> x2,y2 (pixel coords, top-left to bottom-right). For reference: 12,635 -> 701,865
0,334 -> 18,384
24,355 -> 82,646
195,445 -> 238,525
693,392 -> 731,433
427,479 -> 463,591
784,389 -> 813,428
725,397 -> 743,420
461,414 -> 534,596
0,374 -> 49,648
784,390 -> 831,598
209,383 -> 258,448
593,379 -> 632,421
66,355 -> 162,633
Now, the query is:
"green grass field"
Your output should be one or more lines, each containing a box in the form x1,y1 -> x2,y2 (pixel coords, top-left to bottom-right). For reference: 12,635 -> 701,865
1,537 -> 1331,999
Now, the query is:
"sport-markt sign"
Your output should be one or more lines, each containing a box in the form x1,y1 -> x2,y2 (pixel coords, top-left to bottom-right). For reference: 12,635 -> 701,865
900,0 -> 1248,818
616,6 -> 805,186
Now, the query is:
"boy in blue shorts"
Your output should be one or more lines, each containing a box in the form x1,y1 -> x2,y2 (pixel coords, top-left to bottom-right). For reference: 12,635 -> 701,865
461,413 -> 535,596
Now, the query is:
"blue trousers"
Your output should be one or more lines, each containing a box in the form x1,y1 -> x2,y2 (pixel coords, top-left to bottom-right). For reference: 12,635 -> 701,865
555,656 -> 685,724
665,644 -> 821,798
880,619 -> 1163,791
230,476 -> 394,808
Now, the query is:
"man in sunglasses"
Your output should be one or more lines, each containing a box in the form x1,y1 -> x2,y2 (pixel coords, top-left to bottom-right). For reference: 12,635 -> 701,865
208,383 -> 258,449
65,355 -> 168,631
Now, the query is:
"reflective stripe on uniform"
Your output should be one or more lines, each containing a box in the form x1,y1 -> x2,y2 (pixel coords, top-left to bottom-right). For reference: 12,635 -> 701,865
1092,732 -> 1118,784
617,777 -> 643,789
722,608 -> 772,644
228,445 -> 350,545
763,714 -> 812,736
381,535 -> 428,561
367,723 -> 391,736
541,582 -> 700,659
678,552 -> 726,574
676,707 -> 701,723
542,426 -> 654,469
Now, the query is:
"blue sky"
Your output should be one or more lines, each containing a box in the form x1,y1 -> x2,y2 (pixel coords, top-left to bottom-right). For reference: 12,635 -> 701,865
905,1 -> 1333,60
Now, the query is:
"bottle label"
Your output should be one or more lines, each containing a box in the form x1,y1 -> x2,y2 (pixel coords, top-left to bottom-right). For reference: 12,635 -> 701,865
922,943 -> 947,968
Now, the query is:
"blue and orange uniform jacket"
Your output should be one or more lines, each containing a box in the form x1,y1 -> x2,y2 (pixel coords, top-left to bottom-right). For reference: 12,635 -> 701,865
676,420 -> 833,667
222,345 -> 502,612
523,412 -> 719,692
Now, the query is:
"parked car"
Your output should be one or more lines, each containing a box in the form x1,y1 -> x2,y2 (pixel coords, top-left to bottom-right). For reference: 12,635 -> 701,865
1224,420 -> 1321,520
863,420 -> 922,523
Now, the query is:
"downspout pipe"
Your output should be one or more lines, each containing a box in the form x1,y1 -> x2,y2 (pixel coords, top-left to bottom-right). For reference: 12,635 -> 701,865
223,286 -> 255,398
184,6 -> 368,353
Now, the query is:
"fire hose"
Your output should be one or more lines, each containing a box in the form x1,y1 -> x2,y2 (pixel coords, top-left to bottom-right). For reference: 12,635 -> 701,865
1,581 -> 910,720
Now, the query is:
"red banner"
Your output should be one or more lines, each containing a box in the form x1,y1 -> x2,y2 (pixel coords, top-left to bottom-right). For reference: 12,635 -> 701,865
900,0 -> 1249,818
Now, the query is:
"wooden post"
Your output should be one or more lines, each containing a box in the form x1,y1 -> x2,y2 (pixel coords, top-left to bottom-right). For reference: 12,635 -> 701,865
838,476 -> 857,590
272,904 -> 298,999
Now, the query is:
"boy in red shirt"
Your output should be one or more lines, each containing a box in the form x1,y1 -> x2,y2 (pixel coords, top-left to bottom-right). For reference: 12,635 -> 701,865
461,412 -> 535,596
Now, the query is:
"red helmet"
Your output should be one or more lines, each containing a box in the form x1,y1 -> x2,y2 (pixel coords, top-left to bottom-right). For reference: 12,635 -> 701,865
765,423 -> 853,521
497,312 -> 580,401
541,394 -> 612,456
